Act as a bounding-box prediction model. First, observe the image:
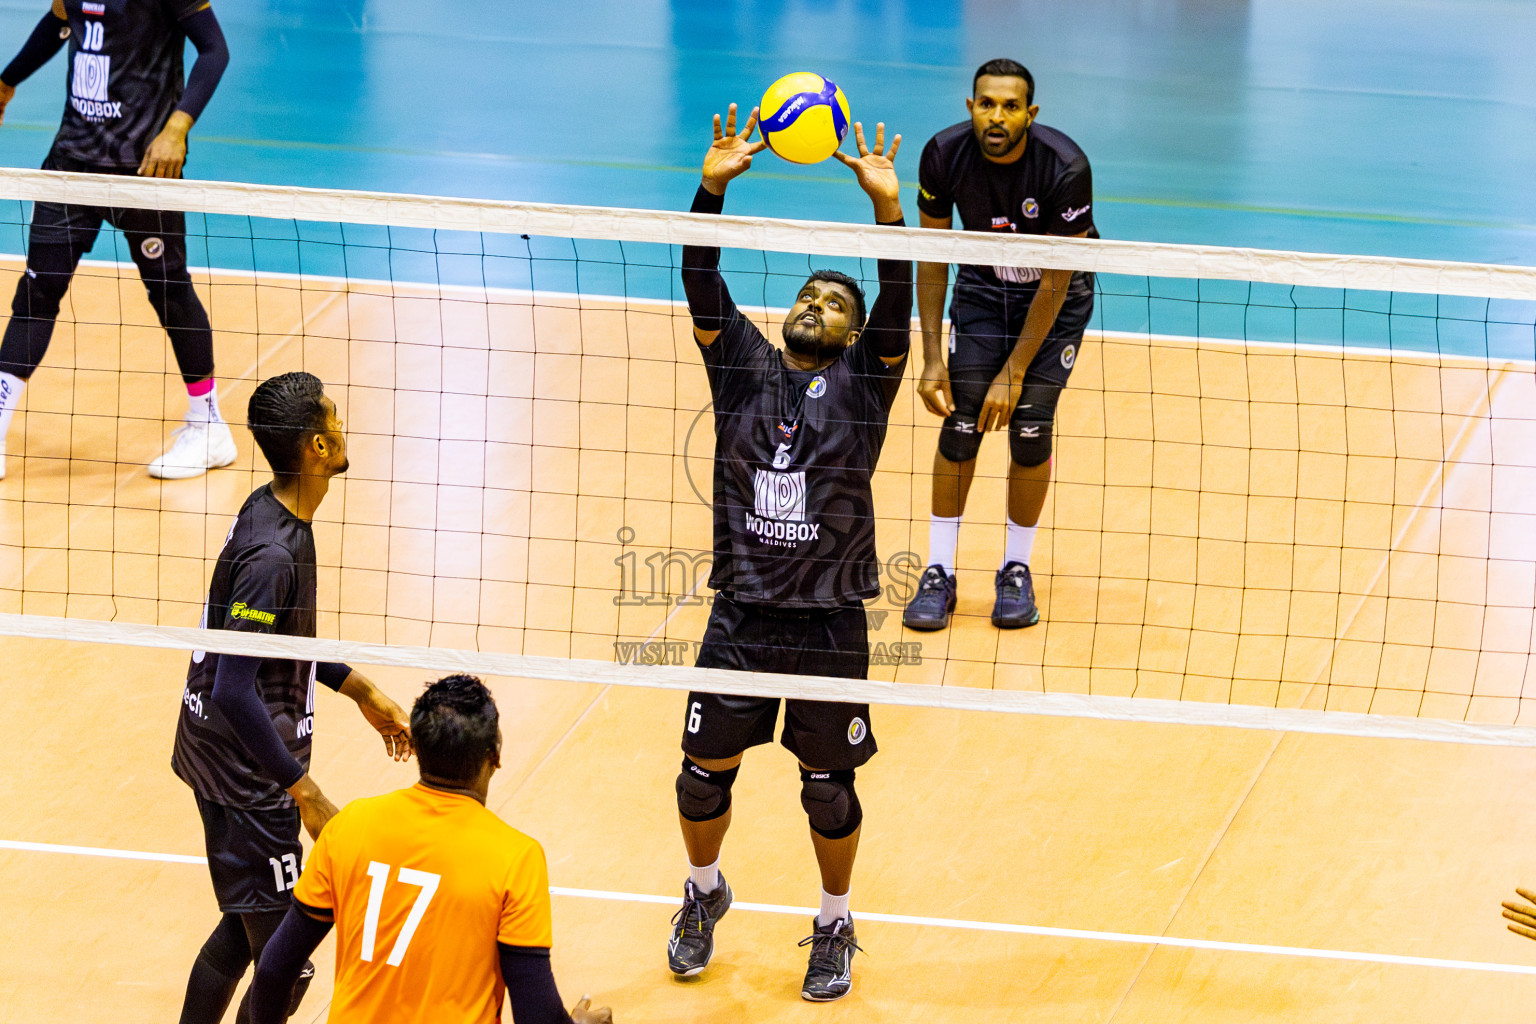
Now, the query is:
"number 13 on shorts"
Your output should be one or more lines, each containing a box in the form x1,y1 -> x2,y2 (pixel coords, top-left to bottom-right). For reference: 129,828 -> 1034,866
361,861 -> 441,966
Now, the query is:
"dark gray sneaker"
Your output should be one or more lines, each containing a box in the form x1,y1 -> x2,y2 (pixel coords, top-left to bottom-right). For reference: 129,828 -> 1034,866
799,916 -> 862,1001
903,564 -> 957,631
668,875 -> 732,977
992,561 -> 1040,628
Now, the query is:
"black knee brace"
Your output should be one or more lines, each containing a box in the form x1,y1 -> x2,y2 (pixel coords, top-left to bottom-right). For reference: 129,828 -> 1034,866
676,757 -> 738,822
800,767 -> 862,840
938,413 -> 982,463
196,913 -> 253,979
1008,416 -> 1053,467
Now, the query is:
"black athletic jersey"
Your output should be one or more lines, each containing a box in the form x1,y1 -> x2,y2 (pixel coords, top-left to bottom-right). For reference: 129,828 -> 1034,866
172,485 -> 320,812
52,0 -> 206,168
917,120 -> 1096,294
701,306 -> 907,609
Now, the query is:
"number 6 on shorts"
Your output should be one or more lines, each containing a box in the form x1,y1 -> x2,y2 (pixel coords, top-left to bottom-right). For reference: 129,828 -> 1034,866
687,701 -> 702,734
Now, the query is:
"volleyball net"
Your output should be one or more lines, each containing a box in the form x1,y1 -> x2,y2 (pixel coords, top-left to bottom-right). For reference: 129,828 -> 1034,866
1,167 -> 1534,745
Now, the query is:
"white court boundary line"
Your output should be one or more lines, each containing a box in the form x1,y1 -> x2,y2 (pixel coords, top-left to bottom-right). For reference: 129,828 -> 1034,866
1,612 -> 1534,747
3,838 -> 1533,976
0,167 -> 1535,299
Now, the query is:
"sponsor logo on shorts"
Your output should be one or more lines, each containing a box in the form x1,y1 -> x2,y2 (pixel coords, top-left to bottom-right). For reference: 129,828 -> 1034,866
82,1 -> 106,13
919,186 -> 937,202
847,717 -> 867,744
1061,343 -> 1077,369
1060,204 -> 1091,223
990,215 -> 1012,230
141,237 -> 164,259
1022,198 -> 1039,219
229,601 -> 276,627
806,375 -> 826,399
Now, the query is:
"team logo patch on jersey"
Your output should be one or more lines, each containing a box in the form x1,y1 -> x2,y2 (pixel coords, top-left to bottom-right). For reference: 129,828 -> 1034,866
141,237 -> 164,259
229,601 -> 276,627
848,717 -> 867,744
71,52 -> 110,102
1022,198 -> 1040,219
806,375 -> 826,399
1061,343 -> 1077,370
748,469 -> 817,545
752,469 -> 806,522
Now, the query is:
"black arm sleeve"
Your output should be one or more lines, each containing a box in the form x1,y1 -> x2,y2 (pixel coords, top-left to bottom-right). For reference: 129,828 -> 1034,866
248,905 -> 333,1024
680,184 -> 738,333
210,654 -> 306,790
314,661 -> 351,692
860,216 -> 913,360
498,944 -> 574,1024
1,11 -> 68,89
175,7 -> 228,121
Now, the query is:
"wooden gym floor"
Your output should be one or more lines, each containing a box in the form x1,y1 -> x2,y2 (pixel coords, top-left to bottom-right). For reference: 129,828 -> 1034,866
3,262 -> 1536,1022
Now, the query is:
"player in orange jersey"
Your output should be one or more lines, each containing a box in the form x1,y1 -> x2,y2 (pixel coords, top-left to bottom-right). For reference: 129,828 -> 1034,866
248,674 -> 612,1024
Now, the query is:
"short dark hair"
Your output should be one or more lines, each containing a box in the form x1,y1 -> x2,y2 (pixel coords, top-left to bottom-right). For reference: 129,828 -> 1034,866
805,269 -> 866,331
412,674 -> 500,784
246,372 -> 330,475
973,58 -> 1034,105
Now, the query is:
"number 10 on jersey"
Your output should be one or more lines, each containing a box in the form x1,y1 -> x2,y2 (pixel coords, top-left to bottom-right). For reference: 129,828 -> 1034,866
362,861 -> 441,966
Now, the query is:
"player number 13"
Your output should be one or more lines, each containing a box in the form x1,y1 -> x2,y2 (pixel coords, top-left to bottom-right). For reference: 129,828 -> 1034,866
361,861 -> 441,966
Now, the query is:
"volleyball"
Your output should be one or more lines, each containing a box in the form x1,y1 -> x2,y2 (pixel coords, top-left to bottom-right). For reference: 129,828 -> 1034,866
758,72 -> 851,165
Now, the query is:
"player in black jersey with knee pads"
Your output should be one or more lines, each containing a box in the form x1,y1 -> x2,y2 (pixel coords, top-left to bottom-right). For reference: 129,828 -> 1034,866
903,59 -> 1097,632
667,104 -> 910,1003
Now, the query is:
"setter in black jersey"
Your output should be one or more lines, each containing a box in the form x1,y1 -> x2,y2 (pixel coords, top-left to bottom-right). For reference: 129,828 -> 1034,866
664,104 -> 911,1003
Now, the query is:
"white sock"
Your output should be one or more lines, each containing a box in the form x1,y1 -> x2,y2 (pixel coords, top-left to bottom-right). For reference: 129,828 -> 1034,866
1003,520 -> 1036,568
186,383 -> 223,424
928,515 -> 961,575
0,371 -> 25,444
818,888 -> 850,928
689,857 -> 721,894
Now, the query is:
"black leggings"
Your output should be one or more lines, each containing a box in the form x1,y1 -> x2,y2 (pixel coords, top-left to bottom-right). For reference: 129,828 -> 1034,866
0,150 -> 214,384
179,910 -> 305,1024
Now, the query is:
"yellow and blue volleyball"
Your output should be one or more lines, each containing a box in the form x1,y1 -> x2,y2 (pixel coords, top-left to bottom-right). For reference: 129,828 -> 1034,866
758,72 -> 851,165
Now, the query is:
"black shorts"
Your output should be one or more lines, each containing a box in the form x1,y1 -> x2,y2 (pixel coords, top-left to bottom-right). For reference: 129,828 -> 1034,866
32,147 -> 191,274
195,793 -> 302,914
681,595 -> 876,771
948,272 -> 1095,418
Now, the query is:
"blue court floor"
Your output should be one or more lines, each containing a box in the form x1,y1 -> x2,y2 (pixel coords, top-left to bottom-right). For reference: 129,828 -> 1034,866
0,0 -> 1530,266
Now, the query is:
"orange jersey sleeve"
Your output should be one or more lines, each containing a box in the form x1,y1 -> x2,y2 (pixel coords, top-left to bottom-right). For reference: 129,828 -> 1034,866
293,813 -> 337,913
498,841 -> 554,948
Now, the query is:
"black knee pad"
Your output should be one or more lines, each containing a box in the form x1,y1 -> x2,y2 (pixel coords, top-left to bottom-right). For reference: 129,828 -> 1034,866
800,767 -> 862,840
287,960 -> 315,1017
1008,417 -> 1053,467
197,913 -> 253,979
10,266 -> 69,321
676,757 -> 739,822
938,414 -> 982,463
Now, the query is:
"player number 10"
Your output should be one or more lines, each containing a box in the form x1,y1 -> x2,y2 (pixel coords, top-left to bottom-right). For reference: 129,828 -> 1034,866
361,861 -> 441,966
